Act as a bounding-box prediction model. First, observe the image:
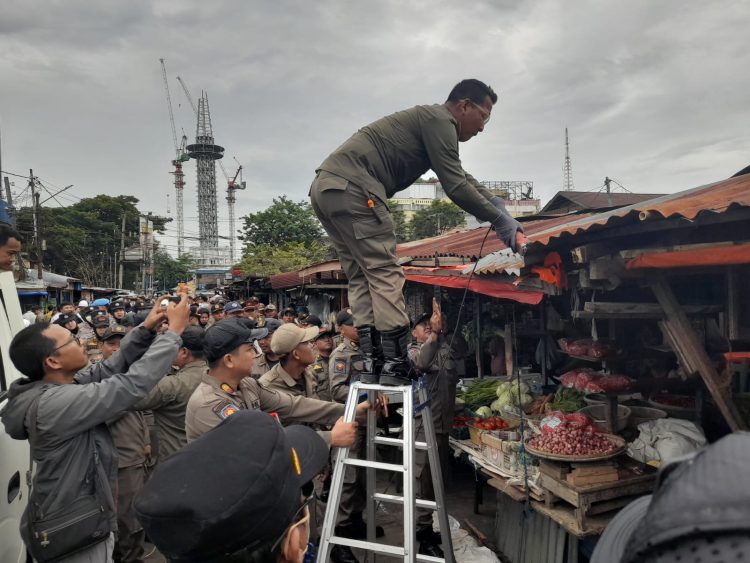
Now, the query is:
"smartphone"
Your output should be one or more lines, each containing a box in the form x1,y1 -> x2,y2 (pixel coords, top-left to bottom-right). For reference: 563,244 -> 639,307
160,299 -> 169,309
253,340 -> 263,356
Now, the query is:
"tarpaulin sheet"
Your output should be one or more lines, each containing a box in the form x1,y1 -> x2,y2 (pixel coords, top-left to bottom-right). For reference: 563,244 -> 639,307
626,243 -> 750,270
405,274 -> 544,305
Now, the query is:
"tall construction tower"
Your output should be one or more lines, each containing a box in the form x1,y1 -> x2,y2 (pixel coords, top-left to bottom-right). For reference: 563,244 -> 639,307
159,59 -> 190,256
563,127 -> 575,191
226,163 -> 245,264
187,93 -> 224,255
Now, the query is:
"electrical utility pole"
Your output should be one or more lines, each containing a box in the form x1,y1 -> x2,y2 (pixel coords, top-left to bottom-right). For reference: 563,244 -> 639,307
119,213 -> 126,288
29,170 -> 44,279
563,128 -> 575,191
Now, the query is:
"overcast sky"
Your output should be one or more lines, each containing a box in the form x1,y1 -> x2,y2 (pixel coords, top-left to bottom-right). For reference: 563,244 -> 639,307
1,0 -> 748,256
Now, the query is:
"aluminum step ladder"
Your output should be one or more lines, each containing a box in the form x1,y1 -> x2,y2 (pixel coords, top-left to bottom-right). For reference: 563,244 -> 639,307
317,378 -> 454,562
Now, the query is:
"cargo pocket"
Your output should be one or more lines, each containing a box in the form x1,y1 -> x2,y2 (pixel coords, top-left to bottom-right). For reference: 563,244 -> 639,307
352,203 -> 397,269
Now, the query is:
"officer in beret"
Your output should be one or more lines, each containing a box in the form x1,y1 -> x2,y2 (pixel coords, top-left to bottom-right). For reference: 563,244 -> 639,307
84,310 -> 112,363
259,324 -> 322,400
251,318 -> 284,378
209,303 -> 225,326
135,410 -> 328,563
184,317 -> 366,446
281,307 -> 298,324
328,309 -> 365,403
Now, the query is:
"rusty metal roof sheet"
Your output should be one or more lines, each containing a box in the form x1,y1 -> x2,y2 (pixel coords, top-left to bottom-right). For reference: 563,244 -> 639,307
530,174 -> 750,246
541,191 -> 665,213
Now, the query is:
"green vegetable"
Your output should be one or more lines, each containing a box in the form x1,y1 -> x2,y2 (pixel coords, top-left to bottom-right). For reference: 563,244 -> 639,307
475,406 -> 493,418
549,387 -> 586,412
458,379 -> 501,410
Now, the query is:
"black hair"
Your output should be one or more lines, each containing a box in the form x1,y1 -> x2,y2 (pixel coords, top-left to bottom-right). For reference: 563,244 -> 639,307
181,326 -> 206,359
446,78 -> 498,105
10,323 -> 55,381
0,223 -> 22,246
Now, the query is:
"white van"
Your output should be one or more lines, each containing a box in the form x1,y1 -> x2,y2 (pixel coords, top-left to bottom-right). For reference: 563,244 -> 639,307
0,270 -> 30,562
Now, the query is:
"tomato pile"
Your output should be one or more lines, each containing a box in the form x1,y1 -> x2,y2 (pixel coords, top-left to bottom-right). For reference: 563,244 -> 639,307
471,417 -> 510,430
528,427 -> 619,456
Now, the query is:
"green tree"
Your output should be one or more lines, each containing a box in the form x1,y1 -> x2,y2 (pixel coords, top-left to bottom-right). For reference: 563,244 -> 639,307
388,200 -> 412,243
239,241 -> 328,278
239,196 -> 323,249
153,251 -> 195,291
15,194 -> 170,287
410,200 -> 465,240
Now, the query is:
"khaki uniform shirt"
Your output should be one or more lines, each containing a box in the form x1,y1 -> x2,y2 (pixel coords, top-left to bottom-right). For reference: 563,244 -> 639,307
185,374 -> 345,442
328,338 -> 364,403
310,355 -> 332,401
408,335 -> 458,434
107,411 -> 149,469
317,104 -> 499,223
259,363 -> 320,400
250,353 -> 280,379
131,359 -> 208,461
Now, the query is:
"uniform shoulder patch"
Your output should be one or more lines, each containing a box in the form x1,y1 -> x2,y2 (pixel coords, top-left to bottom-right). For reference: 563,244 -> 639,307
333,359 -> 348,375
212,400 -> 240,420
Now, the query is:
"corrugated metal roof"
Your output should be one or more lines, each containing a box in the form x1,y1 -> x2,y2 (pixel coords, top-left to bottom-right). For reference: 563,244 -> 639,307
541,191 -> 665,213
269,271 -> 301,289
530,174 -> 750,246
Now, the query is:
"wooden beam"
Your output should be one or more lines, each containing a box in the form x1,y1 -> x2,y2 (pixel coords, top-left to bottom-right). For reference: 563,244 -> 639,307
572,301 -> 723,319
727,266 -> 740,340
650,274 -> 745,431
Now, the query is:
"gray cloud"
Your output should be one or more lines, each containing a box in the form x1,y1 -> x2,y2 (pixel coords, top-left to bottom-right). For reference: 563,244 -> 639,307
1,0 -> 748,255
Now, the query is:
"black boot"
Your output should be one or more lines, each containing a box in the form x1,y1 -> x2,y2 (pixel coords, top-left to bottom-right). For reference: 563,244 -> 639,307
417,527 -> 445,557
331,544 -> 359,563
356,325 -> 382,384
379,326 -> 414,386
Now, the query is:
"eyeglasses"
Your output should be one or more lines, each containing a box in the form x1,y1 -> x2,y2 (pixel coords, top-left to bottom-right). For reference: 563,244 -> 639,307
468,99 -> 491,124
51,335 -> 81,355
270,494 -> 313,552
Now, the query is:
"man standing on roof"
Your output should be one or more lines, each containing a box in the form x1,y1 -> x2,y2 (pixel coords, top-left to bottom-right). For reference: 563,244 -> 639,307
310,79 -> 526,384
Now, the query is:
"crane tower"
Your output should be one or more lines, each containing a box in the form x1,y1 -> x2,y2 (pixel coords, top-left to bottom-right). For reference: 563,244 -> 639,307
563,127 -> 575,191
187,94 -> 224,253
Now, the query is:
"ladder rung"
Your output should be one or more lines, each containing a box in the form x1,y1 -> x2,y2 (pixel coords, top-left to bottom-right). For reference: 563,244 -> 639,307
373,436 -> 428,450
374,492 -> 437,510
342,459 -> 404,472
328,536 -> 405,556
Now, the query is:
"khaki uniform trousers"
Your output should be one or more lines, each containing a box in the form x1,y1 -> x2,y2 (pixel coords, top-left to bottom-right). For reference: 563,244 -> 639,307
310,171 -> 410,331
113,464 -> 146,563
413,424 -> 450,529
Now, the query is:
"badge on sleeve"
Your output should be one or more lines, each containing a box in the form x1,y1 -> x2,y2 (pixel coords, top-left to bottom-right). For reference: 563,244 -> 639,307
213,400 -> 240,420
334,359 -> 347,375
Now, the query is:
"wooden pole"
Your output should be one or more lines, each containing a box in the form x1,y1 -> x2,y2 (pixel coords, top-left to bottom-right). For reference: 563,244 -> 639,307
651,273 -> 745,431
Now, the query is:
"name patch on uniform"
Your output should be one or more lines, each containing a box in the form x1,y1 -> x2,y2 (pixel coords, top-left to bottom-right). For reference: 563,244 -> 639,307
334,360 -> 347,375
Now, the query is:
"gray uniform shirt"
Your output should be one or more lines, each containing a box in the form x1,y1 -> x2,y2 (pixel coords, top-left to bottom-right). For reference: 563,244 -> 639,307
131,359 -> 208,461
318,103 -> 500,223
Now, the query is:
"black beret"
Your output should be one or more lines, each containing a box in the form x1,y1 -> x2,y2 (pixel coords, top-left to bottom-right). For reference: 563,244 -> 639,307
134,410 -> 328,562
263,318 -> 284,335
180,326 -> 205,352
54,313 -> 78,326
411,312 -> 431,328
335,309 -> 354,326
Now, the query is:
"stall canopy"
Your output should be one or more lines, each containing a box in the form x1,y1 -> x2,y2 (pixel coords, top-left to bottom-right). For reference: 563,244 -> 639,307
403,266 -> 544,304
626,242 -> 750,270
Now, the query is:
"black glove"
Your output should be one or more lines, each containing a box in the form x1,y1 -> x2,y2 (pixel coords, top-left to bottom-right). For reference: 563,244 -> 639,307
489,197 -> 524,252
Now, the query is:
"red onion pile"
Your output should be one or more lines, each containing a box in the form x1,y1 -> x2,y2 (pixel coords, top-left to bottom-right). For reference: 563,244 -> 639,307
528,427 -> 619,456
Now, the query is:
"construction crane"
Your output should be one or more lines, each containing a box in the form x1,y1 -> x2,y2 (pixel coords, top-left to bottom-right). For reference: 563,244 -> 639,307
160,58 -> 190,256
178,75 -> 242,262
226,159 -> 246,264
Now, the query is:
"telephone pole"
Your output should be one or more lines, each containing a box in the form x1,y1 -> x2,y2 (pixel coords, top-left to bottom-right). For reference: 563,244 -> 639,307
119,213 -> 126,288
29,169 -> 43,279
563,128 -> 575,191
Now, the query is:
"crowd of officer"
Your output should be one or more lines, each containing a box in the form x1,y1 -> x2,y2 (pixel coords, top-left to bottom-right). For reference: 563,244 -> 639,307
3,278 -> 465,562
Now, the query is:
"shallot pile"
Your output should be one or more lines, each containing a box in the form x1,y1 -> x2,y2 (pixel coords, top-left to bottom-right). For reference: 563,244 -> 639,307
528,427 -> 619,456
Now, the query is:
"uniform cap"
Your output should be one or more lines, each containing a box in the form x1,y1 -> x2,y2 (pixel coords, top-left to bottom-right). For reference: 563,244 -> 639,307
224,301 -> 243,314
54,312 -> 78,326
265,303 -> 277,311
411,312 -> 431,328
263,318 -> 284,335
102,324 -> 127,340
180,326 -> 205,352
78,300 -> 89,307
91,311 -> 110,328
303,314 -> 322,328
210,303 -> 224,314
109,301 -> 125,312
336,309 -> 354,326
203,317 -> 268,363
91,298 -> 110,307
270,323 -> 319,355
135,410 -> 328,562
282,307 -> 297,317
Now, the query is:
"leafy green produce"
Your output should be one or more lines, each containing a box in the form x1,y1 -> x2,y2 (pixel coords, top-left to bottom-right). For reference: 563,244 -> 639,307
458,379 -> 501,410
475,406 -> 493,418
549,387 -> 586,413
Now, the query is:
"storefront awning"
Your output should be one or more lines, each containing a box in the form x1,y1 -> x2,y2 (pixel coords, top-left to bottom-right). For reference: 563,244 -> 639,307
405,273 -> 543,305
626,242 -> 750,270
18,291 -> 48,296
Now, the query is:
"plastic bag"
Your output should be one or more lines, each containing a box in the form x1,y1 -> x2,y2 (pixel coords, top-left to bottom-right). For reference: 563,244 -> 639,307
627,418 -> 707,464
